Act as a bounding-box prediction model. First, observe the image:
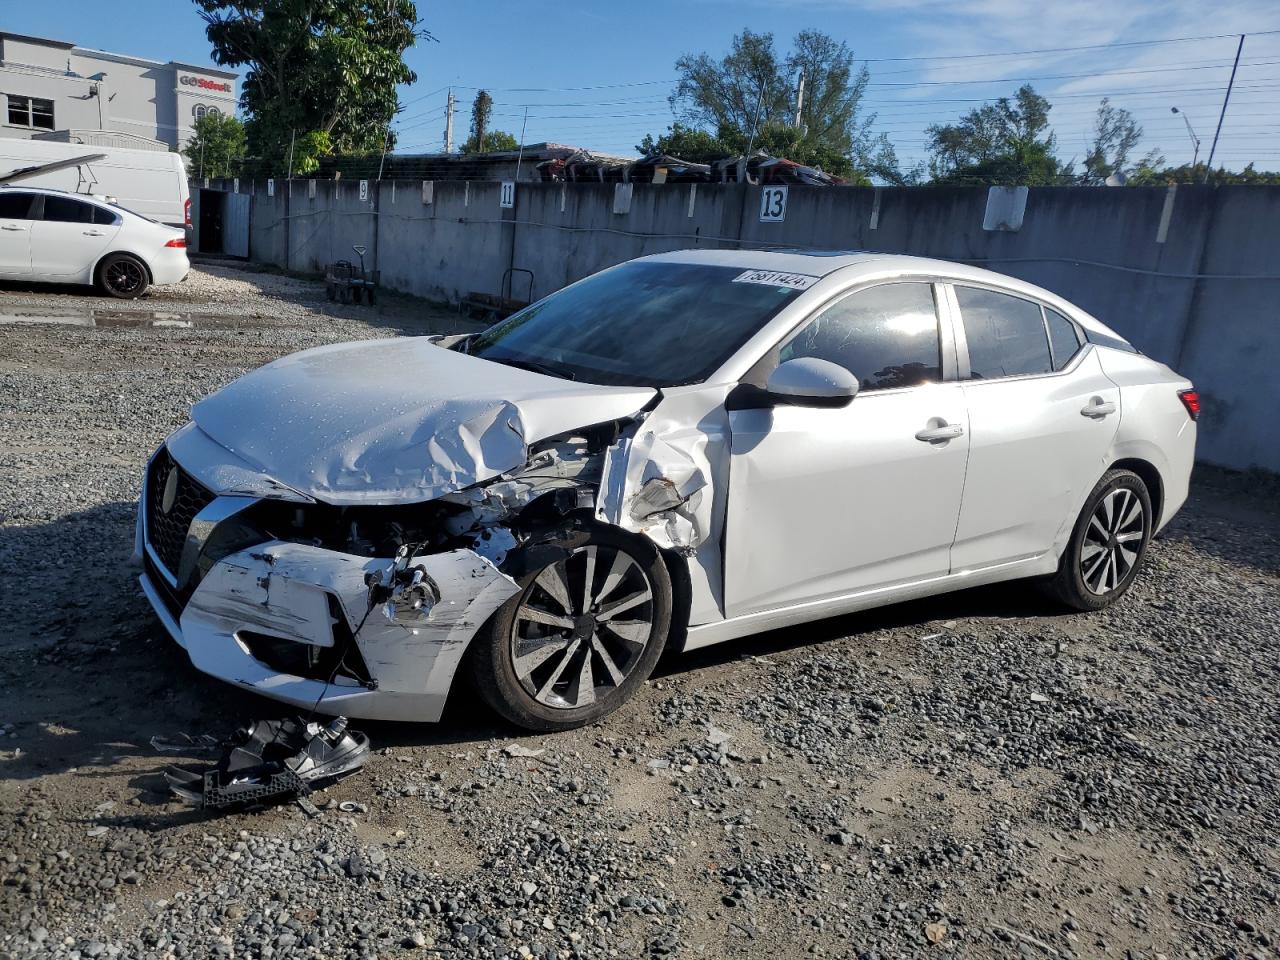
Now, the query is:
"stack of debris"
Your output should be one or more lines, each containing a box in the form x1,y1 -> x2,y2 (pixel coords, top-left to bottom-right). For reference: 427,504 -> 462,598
536,149 -> 844,186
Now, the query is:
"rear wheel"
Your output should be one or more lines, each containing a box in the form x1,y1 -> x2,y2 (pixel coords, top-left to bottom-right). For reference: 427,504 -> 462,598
469,526 -> 672,731
1045,468 -> 1153,611
97,254 -> 149,299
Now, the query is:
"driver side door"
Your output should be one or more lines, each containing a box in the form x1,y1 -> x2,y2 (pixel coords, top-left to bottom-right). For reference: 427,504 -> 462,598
723,281 -> 970,619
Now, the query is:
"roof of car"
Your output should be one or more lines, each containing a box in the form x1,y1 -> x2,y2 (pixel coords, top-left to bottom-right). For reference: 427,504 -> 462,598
2,185 -> 93,196
638,248 -> 1119,339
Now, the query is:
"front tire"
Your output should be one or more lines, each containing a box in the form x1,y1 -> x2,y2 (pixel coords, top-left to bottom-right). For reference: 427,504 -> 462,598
1046,468 -> 1153,611
469,525 -> 673,731
97,253 -> 150,299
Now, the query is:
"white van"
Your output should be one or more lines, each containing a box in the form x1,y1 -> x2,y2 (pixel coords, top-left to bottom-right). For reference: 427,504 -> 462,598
0,139 -> 189,230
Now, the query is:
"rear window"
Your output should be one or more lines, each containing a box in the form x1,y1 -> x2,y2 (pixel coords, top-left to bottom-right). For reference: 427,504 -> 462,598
956,286 -> 1053,379
470,261 -> 810,387
1045,308 -> 1082,370
110,202 -> 158,224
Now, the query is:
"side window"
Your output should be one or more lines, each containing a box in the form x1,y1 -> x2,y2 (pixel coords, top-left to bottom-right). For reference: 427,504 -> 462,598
91,205 -> 119,225
41,196 -> 95,224
1045,308 -> 1082,371
956,287 -> 1052,379
779,282 -> 941,391
0,192 -> 35,219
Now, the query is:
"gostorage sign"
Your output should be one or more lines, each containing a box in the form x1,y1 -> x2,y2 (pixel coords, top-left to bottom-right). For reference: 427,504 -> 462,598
180,75 -> 233,93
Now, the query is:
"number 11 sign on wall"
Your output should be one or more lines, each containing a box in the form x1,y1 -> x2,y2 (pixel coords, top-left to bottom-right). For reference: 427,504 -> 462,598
759,185 -> 788,222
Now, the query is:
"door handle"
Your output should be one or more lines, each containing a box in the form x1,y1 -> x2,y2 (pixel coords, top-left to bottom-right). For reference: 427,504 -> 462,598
1,224 -> 23,231
1080,398 -> 1117,419
83,230 -> 105,236
915,422 -> 964,443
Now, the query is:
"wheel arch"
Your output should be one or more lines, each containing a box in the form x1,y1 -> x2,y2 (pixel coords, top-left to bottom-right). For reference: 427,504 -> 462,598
1107,456 -> 1165,527
658,547 -> 693,655
95,249 -> 154,285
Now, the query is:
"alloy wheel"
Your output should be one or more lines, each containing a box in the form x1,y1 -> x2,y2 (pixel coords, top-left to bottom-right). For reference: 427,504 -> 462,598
1080,487 -> 1146,595
105,259 -> 145,296
510,545 -> 654,709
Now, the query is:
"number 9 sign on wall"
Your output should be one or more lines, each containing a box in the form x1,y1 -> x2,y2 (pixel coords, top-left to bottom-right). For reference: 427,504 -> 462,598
759,185 -> 788,222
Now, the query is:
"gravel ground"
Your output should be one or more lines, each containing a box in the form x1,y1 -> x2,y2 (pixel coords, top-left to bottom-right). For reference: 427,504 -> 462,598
1,263 -> 1278,960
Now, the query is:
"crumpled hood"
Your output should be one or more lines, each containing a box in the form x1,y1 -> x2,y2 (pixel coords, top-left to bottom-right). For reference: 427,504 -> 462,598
189,338 -> 656,505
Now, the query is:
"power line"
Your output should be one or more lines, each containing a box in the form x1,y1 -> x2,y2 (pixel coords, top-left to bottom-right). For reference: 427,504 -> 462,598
868,59 -> 1280,88
853,29 -> 1280,64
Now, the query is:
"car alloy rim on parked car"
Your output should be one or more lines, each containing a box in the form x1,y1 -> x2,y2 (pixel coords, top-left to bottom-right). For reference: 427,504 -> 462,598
1081,487 -> 1147,595
509,544 -> 654,709
105,259 -> 145,295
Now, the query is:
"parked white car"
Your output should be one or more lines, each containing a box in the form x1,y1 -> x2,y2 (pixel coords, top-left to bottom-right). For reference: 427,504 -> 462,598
135,250 -> 1198,730
0,186 -> 188,298
0,138 -> 191,230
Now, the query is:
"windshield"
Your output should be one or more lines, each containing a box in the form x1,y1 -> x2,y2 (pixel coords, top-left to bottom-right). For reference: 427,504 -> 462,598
468,261 -> 810,387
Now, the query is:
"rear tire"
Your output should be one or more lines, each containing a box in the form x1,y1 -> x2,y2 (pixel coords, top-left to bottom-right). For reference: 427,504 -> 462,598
469,525 -> 673,731
97,254 -> 149,299
1045,468 -> 1153,611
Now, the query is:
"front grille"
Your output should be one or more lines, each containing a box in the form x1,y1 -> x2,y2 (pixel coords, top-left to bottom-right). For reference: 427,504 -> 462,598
146,447 -> 216,580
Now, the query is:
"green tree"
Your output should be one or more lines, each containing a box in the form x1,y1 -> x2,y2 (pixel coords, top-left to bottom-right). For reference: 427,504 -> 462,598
636,123 -> 731,163
662,28 -> 898,182
1127,161 -> 1280,185
1080,98 -> 1162,185
463,130 -> 519,153
926,85 -> 1066,185
466,90 -> 494,151
183,112 -> 246,178
195,0 -> 430,174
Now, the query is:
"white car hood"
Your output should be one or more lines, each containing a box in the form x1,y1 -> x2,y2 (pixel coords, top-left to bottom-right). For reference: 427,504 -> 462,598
190,338 -> 656,505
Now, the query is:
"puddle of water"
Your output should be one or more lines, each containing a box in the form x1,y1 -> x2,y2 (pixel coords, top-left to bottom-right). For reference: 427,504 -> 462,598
0,308 -> 256,329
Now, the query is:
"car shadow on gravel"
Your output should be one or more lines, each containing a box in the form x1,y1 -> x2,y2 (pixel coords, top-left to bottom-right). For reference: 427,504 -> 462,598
661,579 -> 1064,681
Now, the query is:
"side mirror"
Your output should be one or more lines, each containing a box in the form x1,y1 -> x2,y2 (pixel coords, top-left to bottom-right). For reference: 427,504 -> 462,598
765,357 -> 860,408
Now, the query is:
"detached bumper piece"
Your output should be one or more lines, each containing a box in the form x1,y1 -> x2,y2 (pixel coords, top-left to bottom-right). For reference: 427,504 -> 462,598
164,716 -> 370,810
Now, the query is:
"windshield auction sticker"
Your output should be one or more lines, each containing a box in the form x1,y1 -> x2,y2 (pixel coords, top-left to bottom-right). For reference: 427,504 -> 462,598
732,269 -> 820,290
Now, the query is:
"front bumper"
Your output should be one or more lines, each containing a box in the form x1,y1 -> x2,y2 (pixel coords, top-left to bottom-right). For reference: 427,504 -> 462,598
136,487 -> 519,722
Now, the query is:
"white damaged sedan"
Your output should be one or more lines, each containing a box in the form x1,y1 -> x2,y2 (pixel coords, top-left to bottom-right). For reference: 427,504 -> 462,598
136,250 -> 1198,730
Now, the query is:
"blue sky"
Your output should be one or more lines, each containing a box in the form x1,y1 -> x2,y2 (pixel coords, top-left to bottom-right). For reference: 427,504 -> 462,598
8,0 -> 1280,171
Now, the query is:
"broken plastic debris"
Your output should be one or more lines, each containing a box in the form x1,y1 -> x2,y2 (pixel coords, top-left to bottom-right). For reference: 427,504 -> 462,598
149,733 -> 220,754
164,716 -> 370,811
706,725 -> 733,748
502,743 -> 546,759
369,546 -> 442,625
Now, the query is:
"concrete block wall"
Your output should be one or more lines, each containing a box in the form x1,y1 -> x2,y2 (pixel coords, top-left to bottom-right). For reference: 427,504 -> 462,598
203,177 -> 1280,473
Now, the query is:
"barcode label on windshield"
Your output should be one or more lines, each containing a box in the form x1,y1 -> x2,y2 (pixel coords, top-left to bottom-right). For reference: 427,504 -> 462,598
732,269 -> 819,290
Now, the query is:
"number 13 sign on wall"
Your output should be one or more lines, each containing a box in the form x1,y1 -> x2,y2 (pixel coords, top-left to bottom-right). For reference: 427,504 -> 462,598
759,185 -> 788,222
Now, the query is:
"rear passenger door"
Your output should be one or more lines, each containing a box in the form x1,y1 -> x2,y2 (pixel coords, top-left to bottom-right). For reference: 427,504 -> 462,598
0,190 -> 36,278
29,195 -> 121,279
947,284 -> 1121,572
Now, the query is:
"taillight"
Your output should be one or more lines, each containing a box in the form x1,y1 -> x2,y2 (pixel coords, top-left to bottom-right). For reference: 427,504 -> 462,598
184,197 -> 191,226
1178,389 -> 1200,421
165,237 -> 187,248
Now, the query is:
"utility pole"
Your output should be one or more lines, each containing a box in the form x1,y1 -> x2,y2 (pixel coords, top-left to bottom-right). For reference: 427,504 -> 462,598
377,125 -> 391,180
514,106 -> 529,181
793,71 -> 805,129
286,128 -> 296,179
745,82 -> 766,159
443,89 -> 455,153
1203,34 -> 1244,185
